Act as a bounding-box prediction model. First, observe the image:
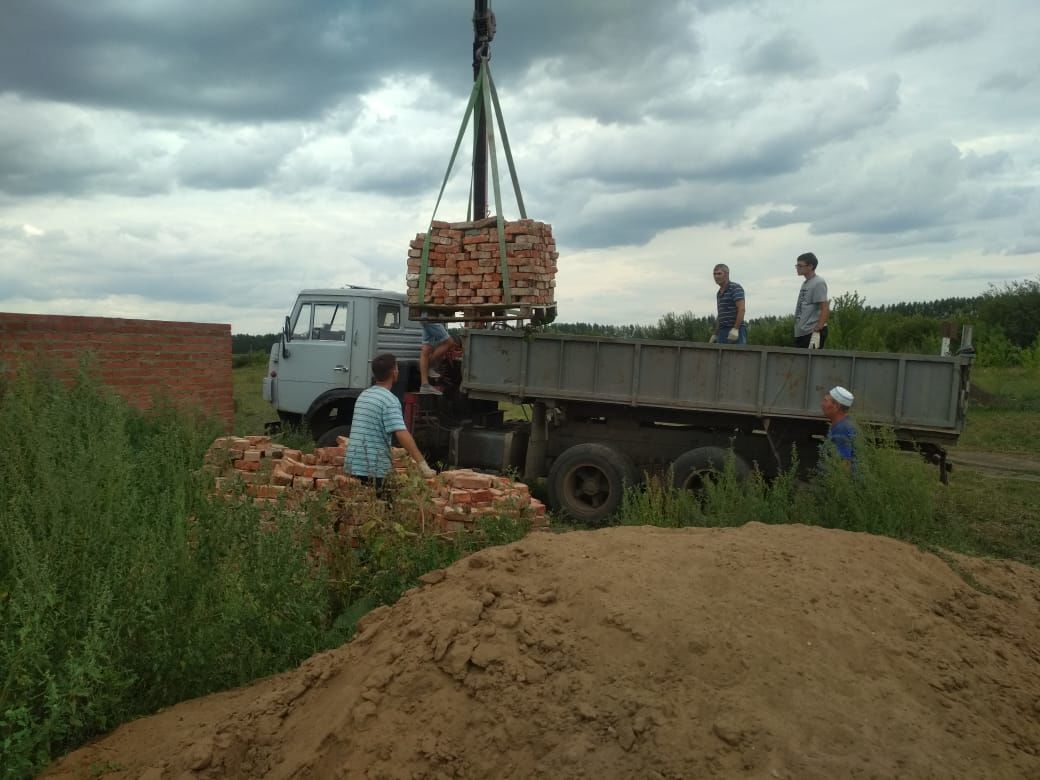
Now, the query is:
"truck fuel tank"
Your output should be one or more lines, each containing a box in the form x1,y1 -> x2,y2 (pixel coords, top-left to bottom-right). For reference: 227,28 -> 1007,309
449,425 -> 529,473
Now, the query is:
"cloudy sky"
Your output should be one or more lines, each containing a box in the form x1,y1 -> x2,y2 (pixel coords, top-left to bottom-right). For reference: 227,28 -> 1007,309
1,0 -> 1037,333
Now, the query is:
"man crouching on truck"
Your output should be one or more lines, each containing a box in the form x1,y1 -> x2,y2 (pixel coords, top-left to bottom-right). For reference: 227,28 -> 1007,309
346,353 -> 436,498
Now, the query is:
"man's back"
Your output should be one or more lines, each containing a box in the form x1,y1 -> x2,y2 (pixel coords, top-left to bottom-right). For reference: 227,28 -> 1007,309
827,416 -> 856,462
345,386 -> 405,477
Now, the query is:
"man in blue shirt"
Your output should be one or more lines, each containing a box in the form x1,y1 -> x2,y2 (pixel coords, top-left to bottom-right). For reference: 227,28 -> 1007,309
346,353 -> 436,496
710,264 -> 747,345
821,385 -> 857,468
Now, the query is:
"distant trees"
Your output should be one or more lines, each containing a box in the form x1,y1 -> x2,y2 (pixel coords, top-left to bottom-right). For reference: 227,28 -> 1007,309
231,333 -> 279,354
541,278 -> 1040,368
230,278 -> 1040,369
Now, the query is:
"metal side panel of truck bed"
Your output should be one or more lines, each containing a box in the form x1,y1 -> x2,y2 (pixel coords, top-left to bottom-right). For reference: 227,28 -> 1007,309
461,331 -> 972,438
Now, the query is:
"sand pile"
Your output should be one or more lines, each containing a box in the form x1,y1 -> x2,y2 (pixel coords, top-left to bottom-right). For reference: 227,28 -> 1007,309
45,524 -> 1040,779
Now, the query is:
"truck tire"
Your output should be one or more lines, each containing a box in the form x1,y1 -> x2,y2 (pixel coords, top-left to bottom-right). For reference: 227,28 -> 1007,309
671,446 -> 749,492
316,424 -> 351,448
547,443 -> 639,526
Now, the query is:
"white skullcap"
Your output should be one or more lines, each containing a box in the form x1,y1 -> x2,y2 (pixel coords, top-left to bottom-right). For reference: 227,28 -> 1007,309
829,386 -> 854,407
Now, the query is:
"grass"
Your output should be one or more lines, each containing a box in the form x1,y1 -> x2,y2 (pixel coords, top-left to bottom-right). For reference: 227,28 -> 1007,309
957,409 -> 1040,456
233,355 -> 274,435
936,471 -> 1040,566
956,365 -> 1040,455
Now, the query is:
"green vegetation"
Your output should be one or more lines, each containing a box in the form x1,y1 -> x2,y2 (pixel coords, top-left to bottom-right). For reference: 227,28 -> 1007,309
616,437 -> 941,541
614,436 -> 1040,568
544,277 -> 1040,369
234,359 -> 275,434
0,365 -> 530,778
955,364 -> 1040,455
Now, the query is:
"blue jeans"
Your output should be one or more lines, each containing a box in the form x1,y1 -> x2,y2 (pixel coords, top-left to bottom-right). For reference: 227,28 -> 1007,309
714,325 -> 747,345
422,322 -> 451,346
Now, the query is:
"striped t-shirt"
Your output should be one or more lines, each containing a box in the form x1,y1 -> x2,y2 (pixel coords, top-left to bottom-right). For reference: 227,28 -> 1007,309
716,281 -> 745,328
345,386 -> 406,478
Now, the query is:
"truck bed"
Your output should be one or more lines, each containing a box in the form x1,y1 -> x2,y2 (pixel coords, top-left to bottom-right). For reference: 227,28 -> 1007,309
461,331 -> 972,441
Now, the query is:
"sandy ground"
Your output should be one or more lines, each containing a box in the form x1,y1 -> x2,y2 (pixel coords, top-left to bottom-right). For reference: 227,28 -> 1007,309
44,523 -> 1040,779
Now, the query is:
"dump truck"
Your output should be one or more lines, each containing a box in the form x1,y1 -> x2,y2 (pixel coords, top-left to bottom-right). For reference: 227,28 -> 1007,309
263,286 -> 974,524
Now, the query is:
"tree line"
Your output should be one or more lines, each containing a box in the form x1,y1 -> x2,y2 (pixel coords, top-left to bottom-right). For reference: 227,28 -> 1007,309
234,278 -> 1040,368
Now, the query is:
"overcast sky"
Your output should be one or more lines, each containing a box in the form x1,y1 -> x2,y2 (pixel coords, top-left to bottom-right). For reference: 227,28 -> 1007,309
1,0 -> 1037,333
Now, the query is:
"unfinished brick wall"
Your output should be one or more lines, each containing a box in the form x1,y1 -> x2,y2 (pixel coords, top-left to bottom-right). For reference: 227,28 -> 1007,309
0,312 -> 234,431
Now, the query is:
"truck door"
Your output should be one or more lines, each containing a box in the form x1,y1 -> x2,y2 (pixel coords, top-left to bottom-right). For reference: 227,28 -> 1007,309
276,299 -> 354,414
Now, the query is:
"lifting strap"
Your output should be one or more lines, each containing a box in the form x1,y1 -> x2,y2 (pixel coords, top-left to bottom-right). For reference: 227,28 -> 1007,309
418,57 -> 526,307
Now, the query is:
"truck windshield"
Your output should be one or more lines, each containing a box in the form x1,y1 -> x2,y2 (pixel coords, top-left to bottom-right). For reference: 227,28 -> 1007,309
291,302 -> 348,341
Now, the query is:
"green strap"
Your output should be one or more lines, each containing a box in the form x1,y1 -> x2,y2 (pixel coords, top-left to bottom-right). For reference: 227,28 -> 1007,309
480,60 -> 512,305
418,58 -> 528,309
487,67 -> 527,219
418,76 -> 483,305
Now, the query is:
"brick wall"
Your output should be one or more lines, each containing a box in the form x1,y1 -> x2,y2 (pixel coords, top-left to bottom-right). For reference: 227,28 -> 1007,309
0,312 -> 234,431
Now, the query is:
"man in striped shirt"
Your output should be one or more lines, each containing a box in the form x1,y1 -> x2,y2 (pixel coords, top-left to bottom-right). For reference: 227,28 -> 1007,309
346,353 -> 436,496
710,264 -> 747,345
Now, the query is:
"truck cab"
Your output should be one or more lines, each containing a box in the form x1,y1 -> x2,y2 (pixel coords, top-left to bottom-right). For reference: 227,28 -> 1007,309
263,287 -> 422,445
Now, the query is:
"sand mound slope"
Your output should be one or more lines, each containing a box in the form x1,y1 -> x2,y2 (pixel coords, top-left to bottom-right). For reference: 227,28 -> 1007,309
46,523 -> 1040,779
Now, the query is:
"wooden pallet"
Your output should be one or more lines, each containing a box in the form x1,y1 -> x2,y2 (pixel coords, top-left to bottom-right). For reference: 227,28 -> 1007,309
409,302 -> 557,325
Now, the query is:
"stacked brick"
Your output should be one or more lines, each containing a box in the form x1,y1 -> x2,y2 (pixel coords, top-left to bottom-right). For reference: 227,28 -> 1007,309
406,217 -> 557,308
203,435 -> 548,533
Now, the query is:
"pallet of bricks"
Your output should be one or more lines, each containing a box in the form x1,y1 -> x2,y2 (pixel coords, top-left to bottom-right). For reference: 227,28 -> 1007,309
406,216 -> 557,322
203,435 -> 549,537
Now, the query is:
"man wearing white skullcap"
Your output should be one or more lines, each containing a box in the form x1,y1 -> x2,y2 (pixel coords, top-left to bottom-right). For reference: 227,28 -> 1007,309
821,386 -> 856,466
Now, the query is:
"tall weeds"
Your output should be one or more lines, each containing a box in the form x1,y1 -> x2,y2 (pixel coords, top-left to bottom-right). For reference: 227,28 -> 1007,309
0,364 -> 530,777
615,433 -> 943,547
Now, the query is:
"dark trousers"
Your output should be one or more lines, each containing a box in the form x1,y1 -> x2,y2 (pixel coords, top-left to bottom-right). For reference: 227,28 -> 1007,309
357,475 -> 393,503
794,326 -> 828,349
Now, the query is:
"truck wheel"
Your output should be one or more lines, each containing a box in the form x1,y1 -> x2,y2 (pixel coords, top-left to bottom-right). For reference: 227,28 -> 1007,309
316,424 -> 351,448
671,446 -> 749,492
547,443 -> 639,526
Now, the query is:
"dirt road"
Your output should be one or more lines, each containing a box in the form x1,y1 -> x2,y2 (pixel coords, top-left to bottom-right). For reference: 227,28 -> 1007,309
949,450 -> 1040,482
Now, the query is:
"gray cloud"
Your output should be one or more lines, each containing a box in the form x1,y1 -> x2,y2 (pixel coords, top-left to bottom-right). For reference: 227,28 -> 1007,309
1003,242 -> 1040,256
893,14 -> 987,53
175,125 -> 303,190
1,1 -> 1037,331
979,70 -> 1037,93
0,1 -> 727,124
739,30 -> 819,76
754,140 -> 1035,240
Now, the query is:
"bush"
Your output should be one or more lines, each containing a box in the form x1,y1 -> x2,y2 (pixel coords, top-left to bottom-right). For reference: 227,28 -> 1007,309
978,278 -> 1040,349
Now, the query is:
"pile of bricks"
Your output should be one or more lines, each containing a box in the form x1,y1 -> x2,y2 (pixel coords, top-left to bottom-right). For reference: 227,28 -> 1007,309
427,469 -> 548,531
406,217 -> 557,308
203,435 -> 548,533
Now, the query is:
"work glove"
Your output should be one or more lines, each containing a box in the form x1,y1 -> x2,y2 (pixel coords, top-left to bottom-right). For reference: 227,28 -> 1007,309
418,460 -> 436,479
809,332 -> 821,349
727,327 -> 740,343
708,333 -> 718,344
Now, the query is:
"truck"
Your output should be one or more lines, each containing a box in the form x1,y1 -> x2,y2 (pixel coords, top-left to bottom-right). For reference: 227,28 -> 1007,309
263,285 -> 975,525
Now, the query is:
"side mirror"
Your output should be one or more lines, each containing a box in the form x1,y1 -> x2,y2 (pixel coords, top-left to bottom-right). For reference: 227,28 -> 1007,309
281,315 -> 292,358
